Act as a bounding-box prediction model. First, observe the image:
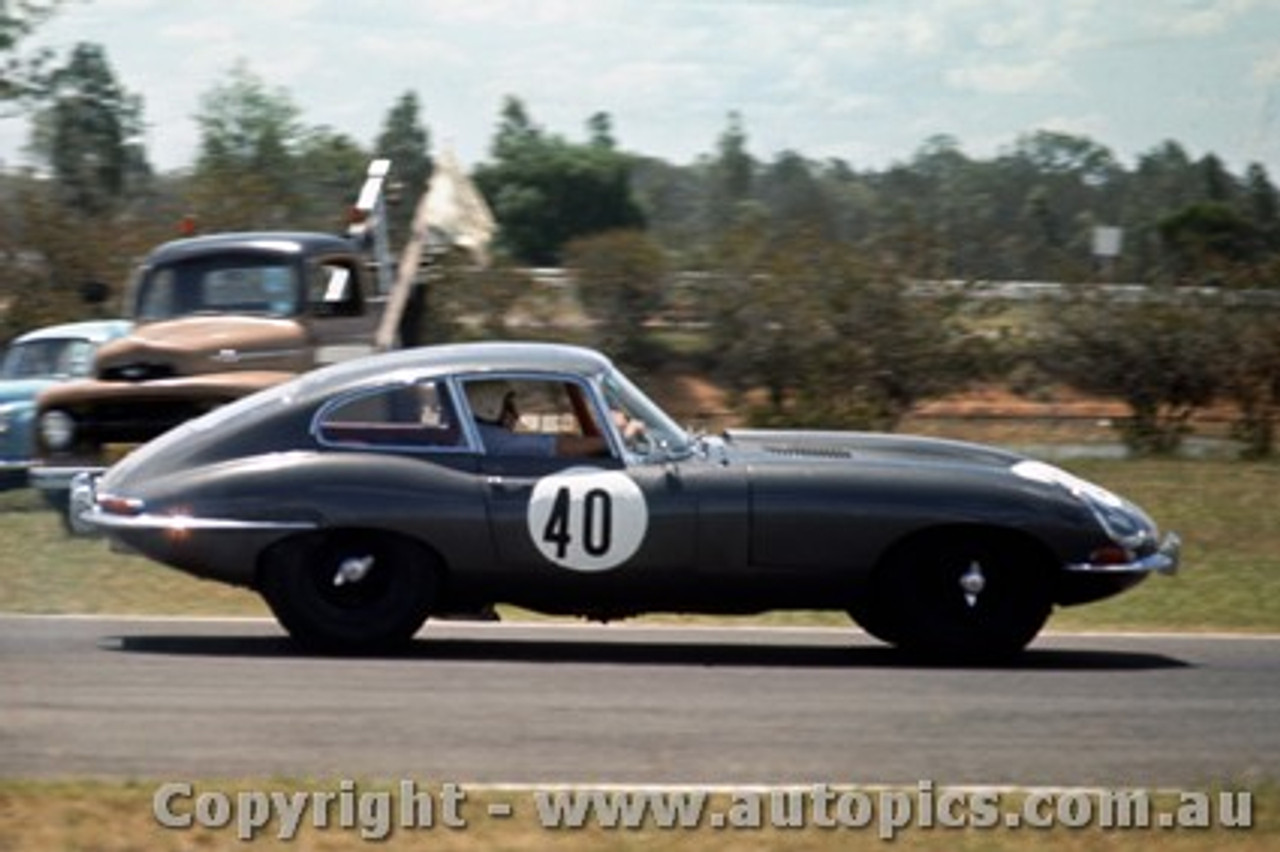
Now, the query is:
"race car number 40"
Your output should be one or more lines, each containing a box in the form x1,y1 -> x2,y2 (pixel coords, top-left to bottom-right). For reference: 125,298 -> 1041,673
527,468 -> 649,571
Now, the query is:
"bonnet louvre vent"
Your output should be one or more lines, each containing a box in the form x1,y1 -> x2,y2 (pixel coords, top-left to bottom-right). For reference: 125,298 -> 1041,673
763,445 -> 853,460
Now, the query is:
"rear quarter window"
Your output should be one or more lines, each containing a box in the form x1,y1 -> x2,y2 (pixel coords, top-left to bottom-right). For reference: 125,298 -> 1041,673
316,380 -> 465,451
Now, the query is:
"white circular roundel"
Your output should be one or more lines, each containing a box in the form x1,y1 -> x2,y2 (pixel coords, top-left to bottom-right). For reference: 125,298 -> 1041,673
527,467 -> 649,572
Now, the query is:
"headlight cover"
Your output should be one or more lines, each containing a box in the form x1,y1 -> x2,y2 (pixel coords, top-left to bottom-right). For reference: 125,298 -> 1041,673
1011,459 -> 1155,549
39,409 -> 77,452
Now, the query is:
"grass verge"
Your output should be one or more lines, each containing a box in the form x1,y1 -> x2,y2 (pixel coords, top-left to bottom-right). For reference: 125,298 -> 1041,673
0,488 -> 267,617
1047,458 -> 1280,633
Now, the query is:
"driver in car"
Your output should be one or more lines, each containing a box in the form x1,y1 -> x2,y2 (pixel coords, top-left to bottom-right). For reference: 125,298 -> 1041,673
467,380 -> 619,457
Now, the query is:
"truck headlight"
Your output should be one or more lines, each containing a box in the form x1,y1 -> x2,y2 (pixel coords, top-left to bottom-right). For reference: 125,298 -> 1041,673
39,410 -> 77,452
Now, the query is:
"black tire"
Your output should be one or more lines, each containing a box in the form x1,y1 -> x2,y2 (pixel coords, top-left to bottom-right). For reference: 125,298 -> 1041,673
855,532 -> 1053,661
258,531 -> 438,654
847,595 -> 904,647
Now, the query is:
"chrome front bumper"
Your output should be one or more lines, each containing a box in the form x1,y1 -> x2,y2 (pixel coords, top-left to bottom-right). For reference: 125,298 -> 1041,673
1065,532 -> 1182,576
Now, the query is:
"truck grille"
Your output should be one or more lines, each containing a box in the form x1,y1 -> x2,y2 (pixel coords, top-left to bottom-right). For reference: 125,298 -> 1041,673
99,363 -> 178,382
82,400 -> 224,444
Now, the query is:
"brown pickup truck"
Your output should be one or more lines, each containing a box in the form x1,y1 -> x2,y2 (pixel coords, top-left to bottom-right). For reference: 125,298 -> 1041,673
31,231 -> 388,530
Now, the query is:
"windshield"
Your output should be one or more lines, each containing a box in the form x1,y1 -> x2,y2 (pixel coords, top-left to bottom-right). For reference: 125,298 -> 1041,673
599,368 -> 691,458
0,338 -> 96,380
136,253 -> 302,320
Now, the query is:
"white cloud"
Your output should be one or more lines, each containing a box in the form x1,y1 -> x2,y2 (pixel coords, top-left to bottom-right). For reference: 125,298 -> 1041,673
1159,0 -> 1262,37
1253,51 -> 1280,83
945,59 -> 1064,95
900,11 -> 946,56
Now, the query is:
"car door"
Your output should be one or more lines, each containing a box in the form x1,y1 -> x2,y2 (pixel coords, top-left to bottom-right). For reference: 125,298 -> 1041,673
466,374 -> 706,606
482,453 -> 698,574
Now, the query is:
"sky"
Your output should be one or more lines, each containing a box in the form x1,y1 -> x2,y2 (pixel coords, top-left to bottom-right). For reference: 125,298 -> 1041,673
2,0 -> 1279,178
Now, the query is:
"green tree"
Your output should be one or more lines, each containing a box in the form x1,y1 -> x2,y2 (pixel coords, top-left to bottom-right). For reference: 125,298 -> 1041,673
5,39 -> 160,332
0,0 -> 63,107
1221,302 -> 1280,458
1244,163 -> 1279,252
757,150 -> 832,239
1159,201 -> 1260,282
1124,140 -> 1201,280
565,229 -> 668,371
586,111 -> 616,150
374,91 -> 432,247
1038,293 -> 1227,455
1008,131 -> 1122,280
628,155 -> 706,265
1011,130 -> 1120,185
707,217 -> 816,418
1199,153 -> 1234,203
899,135 -> 980,277
188,62 -> 303,230
1,165 -> 166,329
709,228 -> 972,430
409,256 -> 527,345
474,96 -> 645,265
490,95 -> 539,161
292,126 -> 369,231
29,42 -> 148,214
791,244 -> 973,430
705,110 -> 753,235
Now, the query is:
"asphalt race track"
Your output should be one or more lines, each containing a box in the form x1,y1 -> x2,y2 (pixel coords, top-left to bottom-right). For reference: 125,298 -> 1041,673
2,614 -> 1277,786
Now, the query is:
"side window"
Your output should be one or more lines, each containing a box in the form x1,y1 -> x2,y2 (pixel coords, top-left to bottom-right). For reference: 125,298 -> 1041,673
462,377 -> 612,458
309,260 -> 363,317
317,380 -> 463,450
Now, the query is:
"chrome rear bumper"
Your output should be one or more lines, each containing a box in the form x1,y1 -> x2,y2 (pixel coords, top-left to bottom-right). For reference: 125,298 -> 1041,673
29,465 -> 108,493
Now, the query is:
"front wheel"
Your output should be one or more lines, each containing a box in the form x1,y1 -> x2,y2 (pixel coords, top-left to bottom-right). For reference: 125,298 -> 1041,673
853,533 -> 1053,661
259,531 -> 438,654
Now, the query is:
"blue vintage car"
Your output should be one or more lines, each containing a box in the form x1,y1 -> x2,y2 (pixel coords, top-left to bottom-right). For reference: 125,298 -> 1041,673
0,319 -> 132,488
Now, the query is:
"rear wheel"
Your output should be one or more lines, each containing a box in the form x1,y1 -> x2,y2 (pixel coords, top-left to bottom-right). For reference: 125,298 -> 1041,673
258,531 -> 438,654
853,532 -> 1053,661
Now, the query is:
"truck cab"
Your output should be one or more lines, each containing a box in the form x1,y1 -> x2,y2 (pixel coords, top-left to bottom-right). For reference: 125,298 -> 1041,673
31,231 -> 384,527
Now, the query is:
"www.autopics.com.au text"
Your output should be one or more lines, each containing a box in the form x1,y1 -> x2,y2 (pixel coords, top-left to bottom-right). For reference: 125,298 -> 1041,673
151,780 -> 1254,842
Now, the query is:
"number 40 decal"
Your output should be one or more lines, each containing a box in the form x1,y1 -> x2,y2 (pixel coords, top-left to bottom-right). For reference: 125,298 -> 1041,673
527,468 -> 649,572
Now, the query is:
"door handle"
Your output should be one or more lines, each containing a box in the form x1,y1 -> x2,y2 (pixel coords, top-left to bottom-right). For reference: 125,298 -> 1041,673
487,476 -> 532,497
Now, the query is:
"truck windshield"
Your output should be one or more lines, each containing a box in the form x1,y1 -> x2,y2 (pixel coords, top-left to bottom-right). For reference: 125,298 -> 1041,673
136,254 -> 302,320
